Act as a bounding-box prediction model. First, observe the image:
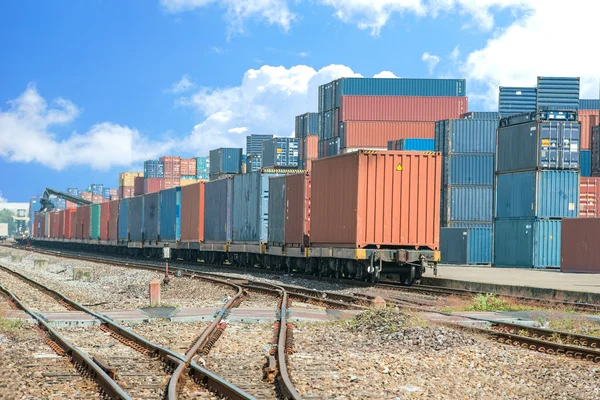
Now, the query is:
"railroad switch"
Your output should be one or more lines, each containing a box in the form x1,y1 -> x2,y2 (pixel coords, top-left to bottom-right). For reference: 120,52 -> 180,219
263,355 -> 277,383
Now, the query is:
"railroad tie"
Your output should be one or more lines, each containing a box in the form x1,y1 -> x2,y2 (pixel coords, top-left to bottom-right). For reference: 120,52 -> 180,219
98,324 -> 150,355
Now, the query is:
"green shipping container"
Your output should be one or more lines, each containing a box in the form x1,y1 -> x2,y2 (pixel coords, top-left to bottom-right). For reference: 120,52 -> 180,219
91,204 -> 101,240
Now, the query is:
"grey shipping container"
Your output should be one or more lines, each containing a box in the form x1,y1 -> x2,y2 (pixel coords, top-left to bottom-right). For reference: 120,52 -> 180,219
444,154 -> 494,186
262,137 -> 299,169
493,218 -> 561,268
434,119 -> 496,154
204,178 -> 233,243
495,170 -> 579,219
441,186 -> 493,225
580,99 -> 600,110
461,111 -> 498,120
209,148 -> 243,175
143,192 -> 159,242
295,112 -> 318,138
440,226 -> 492,265
267,176 -> 286,244
496,120 -> 580,173
128,196 -> 144,242
498,86 -> 537,118
536,76 -> 580,112
118,198 -> 129,241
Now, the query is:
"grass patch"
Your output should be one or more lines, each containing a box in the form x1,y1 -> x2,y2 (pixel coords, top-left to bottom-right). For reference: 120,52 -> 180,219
0,316 -> 25,337
463,293 -> 532,312
547,317 -> 600,336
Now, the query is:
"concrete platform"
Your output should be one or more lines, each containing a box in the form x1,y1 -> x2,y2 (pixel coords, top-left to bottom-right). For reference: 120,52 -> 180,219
423,265 -> 600,303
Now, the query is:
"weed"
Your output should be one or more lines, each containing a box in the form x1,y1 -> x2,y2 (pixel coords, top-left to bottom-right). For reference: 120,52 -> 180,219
0,316 -> 24,336
464,293 -> 531,312
548,317 -> 600,336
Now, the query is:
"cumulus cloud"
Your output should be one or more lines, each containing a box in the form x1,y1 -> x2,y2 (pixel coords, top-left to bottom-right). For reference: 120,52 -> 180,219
0,192 -> 6,202
180,64 -> 361,154
373,71 -> 398,78
167,74 -> 195,94
421,52 -> 440,73
449,45 -> 460,61
0,84 -> 174,170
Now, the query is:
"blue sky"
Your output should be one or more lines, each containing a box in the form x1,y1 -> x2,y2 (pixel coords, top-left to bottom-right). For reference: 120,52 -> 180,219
0,0 -> 597,201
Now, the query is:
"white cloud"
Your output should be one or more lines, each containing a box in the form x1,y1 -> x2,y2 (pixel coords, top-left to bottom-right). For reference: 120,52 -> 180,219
373,71 -> 398,78
0,84 -> 175,171
297,51 -> 309,58
180,64 -> 362,153
167,74 -> 195,94
421,52 -> 440,73
449,45 -> 460,61
0,192 -> 6,202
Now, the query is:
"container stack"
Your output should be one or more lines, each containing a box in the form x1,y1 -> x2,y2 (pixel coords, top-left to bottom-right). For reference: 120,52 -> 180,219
80,192 -> 92,202
196,156 -> 209,180
262,137 -> 299,169
209,148 -> 243,181
246,154 -> 262,172
388,138 -> 434,151
436,116 -> 497,265
295,112 -> 318,170
118,172 -> 142,199
134,176 -> 144,196
579,100 -> 599,177
317,78 -> 468,158
160,156 -> 181,189
498,87 -> 537,118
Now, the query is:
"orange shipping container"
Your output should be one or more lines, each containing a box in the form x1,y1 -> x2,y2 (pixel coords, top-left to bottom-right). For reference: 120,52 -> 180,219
285,173 -> 311,246
180,182 -> 205,242
311,151 -> 441,249
579,110 -> 599,150
341,121 -> 435,149
580,177 -> 600,217
108,200 -> 119,240
300,136 -> 318,161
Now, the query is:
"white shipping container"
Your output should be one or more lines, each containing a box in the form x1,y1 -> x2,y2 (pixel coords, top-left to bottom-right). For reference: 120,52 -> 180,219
0,223 -> 8,237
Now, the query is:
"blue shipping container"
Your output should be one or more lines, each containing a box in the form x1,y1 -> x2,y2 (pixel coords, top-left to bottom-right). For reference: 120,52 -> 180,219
536,76 -> 580,112
461,111 -> 498,120
196,156 -> 209,175
389,138 -> 434,151
493,218 -> 561,268
498,87 -> 537,118
159,187 -> 180,241
581,150 -> 591,177
204,178 -> 233,243
441,186 -> 493,225
209,148 -> 243,175
580,99 -> 599,110
246,154 -> 262,173
128,196 -> 144,242
435,119 -> 496,154
496,120 -> 580,173
118,198 -> 130,241
444,154 -> 494,186
440,226 -> 492,265
295,112 -> 318,138
143,192 -> 159,242
90,184 -> 104,196
495,170 -> 579,219
262,137 -> 299,169
144,160 -> 164,178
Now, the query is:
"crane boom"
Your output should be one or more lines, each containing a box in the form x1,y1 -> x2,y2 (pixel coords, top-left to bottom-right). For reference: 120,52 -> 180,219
39,188 -> 92,212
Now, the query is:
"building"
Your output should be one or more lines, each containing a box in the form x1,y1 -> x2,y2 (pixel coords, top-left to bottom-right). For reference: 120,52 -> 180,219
246,134 -> 273,157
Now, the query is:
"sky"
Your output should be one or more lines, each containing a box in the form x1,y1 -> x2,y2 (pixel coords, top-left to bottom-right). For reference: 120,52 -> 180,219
1,0 -> 599,201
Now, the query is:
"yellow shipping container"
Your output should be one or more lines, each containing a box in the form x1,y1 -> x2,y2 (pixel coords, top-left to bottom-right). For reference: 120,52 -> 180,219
119,172 -> 143,187
179,179 -> 199,187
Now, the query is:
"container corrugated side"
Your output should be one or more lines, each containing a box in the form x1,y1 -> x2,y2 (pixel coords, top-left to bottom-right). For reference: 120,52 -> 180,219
128,196 -> 144,242
64,209 -> 75,239
267,176 -> 286,244
578,109 -> 598,150
90,204 -> 101,240
496,120 -> 580,173
340,121 -> 435,149
561,218 -> 600,273
579,177 -> 600,217
262,138 -> 300,169
143,193 -> 159,242
395,138 -> 435,151
441,186 -> 493,225
100,202 -> 110,240
204,178 -> 233,243
495,170 -> 579,219
159,187 -> 181,241
285,173 -> 311,246
435,119 -> 497,154
580,99 -> 599,110
592,126 -> 600,174
444,154 -> 494,186
536,76 -> 580,111
311,151 -> 441,249
209,148 -> 243,175
181,183 -> 204,242
300,136 -> 318,161
498,87 -> 537,117
493,218 -> 561,268
581,150 -> 591,177
462,111 -> 499,120
81,206 -> 91,240
108,200 -> 119,240
340,96 -> 467,122
440,226 -> 492,264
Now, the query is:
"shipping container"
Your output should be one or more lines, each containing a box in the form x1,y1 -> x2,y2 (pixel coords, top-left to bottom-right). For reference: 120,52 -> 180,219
196,156 -> 210,177
181,183 -> 204,242
80,192 -> 92,201
63,208 -> 75,239
285,173 -> 311,246
578,109 -> 598,149
143,193 -> 159,242
388,138 -> 435,151
119,172 -> 143,187
160,156 -> 181,179
209,172 -> 236,182
295,112 -> 319,138
90,204 -> 100,240
99,201 -> 109,240
69,210 -> 77,240
163,178 -> 180,190
58,210 -> 65,238
561,218 -> 600,273
300,136 -> 318,162
50,212 -> 60,239
581,150 -> 591,177
495,170 -> 579,219
209,148 -> 243,175
144,159 -> 164,178
444,154 -> 494,186
118,199 -> 129,241
103,188 -> 111,199
434,119 -> 497,154
262,138 -> 299,169
496,120 -> 580,173
180,158 -> 197,176
536,76 -> 580,111
204,178 -> 233,243
493,218 -> 561,268
579,177 -> 600,217
267,176 -> 286,245
91,194 -> 104,204
498,87 -> 537,118
159,187 -> 181,241
592,126 -> 600,174
128,196 -> 144,242
461,111 -> 498,120
108,200 -> 119,240
441,186 -> 493,225
144,178 -> 164,194
134,177 -> 144,196
311,151 -> 441,249
78,205 -> 91,240
90,184 -> 104,196
339,96 -> 468,122
340,121 -> 435,149
118,186 -> 134,199
580,99 -> 599,110
440,226 -> 492,265
246,154 -> 262,173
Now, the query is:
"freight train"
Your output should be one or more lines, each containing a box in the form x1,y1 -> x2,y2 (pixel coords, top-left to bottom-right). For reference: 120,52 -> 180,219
31,151 -> 441,284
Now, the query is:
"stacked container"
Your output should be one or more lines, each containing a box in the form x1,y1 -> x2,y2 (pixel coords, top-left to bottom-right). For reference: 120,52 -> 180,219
209,148 -> 243,180
493,111 -> 581,268
498,87 -> 537,118
262,138 -> 299,169
90,184 -> 104,196
134,177 -> 144,196
317,78 -> 467,157
145,178 -> 164,194
196,156 -> 209,180
299,136 -> 317,170
161,156 -> 181,178
388,138 -> 434,151
144,160 -> 164,178
436,118 -> 497,264
119,172 -> 142,200
80,192 -> 92,202
246,154 -> 262,173
295,112 -> 318,138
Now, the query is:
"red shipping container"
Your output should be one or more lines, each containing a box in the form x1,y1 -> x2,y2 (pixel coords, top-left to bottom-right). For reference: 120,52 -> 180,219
311,151 -> 441,249
579,110 -> 599,150
180,158 -> 197,176
118,186 -> 134,199
341,121 -> 435,149
161,156 -> 181,178
180,182 -> 205,242
285,173 -> 311,246
70,209 -> 78,239
561,218 -> 600,273
164,178 -> 180,189
108,200 -> 119,240
92,194 -> 104,204
58,210 -> 65,239
303,159 -> 313,171
63,209 -> 75,239
49,212 -> 59,239
300,136 -> 318,161
110,195 -> 119,201
340,96 -> 468,122
144,178 -> 164,194
80,192 -> 92,201
75,205 -> 91,239
134,176 -> 144,196
100,201 -> 111,240
65,201 -> 77,209
33,214 -> 38,237
37,213 -> 46,238
580,177 -> 600,217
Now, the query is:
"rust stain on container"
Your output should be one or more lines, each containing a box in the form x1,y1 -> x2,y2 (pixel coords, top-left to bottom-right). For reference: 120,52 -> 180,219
342,121 -> 435,148
580,177 -> 600,217
561,218 -> 600,273
579,109 -> 599,150
310,151 -> 441,249
285,173 -> 311,246
180,181 -> 205,242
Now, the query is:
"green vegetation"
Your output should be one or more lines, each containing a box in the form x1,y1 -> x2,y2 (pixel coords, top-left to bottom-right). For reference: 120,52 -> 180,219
548,317 -> 600,336
463,293 -> 531,312
0,315 -> 25,336
344,307 -> 429,334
